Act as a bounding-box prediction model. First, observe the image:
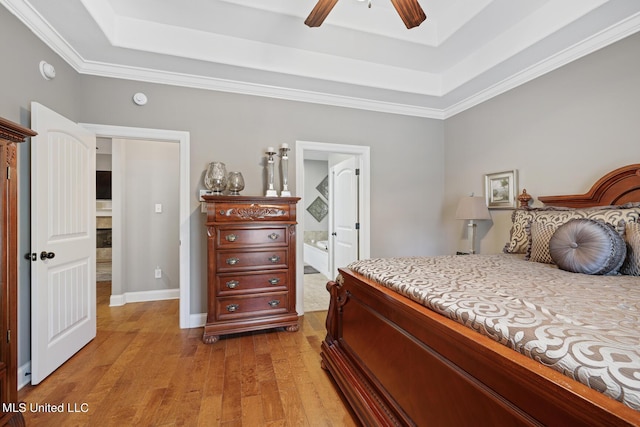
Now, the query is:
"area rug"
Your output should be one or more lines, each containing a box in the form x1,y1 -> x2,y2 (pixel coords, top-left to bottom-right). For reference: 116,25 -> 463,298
304,264 -> 320,274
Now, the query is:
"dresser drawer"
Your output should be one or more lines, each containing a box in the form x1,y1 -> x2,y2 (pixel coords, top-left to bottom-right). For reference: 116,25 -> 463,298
217,248 -> 288,272
216,271 -> 288,295
216,292 -> 289,321
217,227 -> 288,248
213,202 -> 291,222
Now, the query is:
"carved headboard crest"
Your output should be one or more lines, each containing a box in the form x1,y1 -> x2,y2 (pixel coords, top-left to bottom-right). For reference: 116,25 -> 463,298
538,164 -> 640,208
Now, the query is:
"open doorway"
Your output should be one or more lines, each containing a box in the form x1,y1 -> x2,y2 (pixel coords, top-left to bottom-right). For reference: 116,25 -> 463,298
81,123 -> 192,329
95,138 -> 180,308
95,138 -> 113,303
295,141 -> 370,315
301,156 -> 332,312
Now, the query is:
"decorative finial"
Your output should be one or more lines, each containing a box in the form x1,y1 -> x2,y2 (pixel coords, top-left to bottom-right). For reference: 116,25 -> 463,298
517,189 -> 533,208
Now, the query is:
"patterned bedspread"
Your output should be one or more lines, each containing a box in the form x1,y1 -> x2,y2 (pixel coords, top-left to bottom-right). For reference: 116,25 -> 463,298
346,254 -> 640,411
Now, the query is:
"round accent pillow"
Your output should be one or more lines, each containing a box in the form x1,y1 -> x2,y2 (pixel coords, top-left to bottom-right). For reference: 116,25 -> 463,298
549,219 -> 626,275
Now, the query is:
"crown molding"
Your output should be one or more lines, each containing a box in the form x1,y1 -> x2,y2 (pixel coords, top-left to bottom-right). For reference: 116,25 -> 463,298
1,0 -> 85,69
443,11 -> 640,118
77,59 -> 445,119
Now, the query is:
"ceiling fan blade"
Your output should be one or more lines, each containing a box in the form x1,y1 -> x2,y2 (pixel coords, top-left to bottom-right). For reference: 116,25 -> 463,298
305,0 -> 339,27
389,0 -> 426,29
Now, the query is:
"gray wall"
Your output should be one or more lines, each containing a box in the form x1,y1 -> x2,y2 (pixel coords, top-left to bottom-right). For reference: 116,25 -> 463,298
303,159 -> 329,232
74,76 -> 445,313
444,31 -> 640,255
1,8 -> 443,369
119,139 -> 180,293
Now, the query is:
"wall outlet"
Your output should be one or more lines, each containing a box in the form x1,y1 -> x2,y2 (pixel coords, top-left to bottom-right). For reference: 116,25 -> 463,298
199,189 -> 215,201
155,268 -> 162,279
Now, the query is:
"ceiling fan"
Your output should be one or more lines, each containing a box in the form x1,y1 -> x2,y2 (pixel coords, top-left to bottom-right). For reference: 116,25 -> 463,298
305,0 -> 426,29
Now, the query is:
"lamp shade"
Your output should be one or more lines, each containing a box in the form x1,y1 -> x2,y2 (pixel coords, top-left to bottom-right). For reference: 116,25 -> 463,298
455,196 -> 491,220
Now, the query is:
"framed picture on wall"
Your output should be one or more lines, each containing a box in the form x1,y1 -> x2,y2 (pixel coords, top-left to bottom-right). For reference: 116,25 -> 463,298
315,175 -> 329,200
484,170 -> 518,209
307,196 -> 328,222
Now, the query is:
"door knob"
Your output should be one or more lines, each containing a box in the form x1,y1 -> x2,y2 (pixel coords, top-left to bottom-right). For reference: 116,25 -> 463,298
40,251 -> 55,260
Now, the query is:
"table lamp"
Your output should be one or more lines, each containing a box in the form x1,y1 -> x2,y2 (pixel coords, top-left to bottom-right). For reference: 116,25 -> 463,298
455,195 -> 491,254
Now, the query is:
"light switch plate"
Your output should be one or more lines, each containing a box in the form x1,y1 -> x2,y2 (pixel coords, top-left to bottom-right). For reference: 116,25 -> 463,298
155,203 -> 162,213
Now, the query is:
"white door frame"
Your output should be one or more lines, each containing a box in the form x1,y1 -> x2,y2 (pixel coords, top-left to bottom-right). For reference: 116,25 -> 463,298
295,141 -> 370,315
80,123 -> 191,329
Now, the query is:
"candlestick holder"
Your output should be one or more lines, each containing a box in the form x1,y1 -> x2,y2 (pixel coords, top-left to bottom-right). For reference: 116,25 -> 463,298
265,147 -> 278,197
279,144 -> 291,197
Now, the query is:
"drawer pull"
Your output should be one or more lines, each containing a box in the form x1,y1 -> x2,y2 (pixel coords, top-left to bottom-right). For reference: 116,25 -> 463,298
268,300 -> 280,307
225,234 -> 238,242
226,280 -> 239,289
226,257 -> 240,265
226,304 -> 240,312
268,233 -> 280,240
268,278 -> 280,285
268,255 -> 280,263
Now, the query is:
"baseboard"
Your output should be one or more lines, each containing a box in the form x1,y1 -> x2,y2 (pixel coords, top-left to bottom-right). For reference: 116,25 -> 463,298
190,313 -> 207,328
18,361 -> 31,390
109,288 -> 179,306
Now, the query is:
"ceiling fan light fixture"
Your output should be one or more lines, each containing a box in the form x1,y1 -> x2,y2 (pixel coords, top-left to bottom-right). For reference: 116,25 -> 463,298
305,0 -> 425,28
304,0 -> 339,27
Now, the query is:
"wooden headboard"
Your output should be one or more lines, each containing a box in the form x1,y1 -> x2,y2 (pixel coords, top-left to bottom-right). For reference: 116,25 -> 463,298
538,164 -> 640,208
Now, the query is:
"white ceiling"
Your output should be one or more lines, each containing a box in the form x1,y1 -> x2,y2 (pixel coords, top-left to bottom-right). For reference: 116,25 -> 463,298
4,0 -> 640,118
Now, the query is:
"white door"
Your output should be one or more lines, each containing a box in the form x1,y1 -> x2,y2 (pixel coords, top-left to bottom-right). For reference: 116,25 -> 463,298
329,156 -> 359,278
30,102 -> 97,384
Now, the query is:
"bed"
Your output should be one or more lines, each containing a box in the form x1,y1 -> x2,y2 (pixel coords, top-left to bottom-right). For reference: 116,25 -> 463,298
321,164 -> 640,426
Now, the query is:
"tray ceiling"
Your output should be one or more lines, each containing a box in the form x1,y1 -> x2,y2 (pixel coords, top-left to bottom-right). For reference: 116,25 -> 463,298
3,0 -> 640,118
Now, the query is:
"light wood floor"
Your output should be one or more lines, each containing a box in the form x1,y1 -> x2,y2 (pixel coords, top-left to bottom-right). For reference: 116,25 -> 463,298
18,282 -> 358,426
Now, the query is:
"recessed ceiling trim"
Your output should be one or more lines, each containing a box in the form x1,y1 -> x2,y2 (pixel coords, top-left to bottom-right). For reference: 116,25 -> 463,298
442,0 -> 608,94
78,58 -> 446,119
430,0 -> 492,45
443,10 -> 640,118
220,0 -> 442,45
109,15 -> 443,96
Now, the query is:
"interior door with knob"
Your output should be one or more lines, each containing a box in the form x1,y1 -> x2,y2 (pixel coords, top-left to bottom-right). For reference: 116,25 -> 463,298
329,156 -> 359,279
30,102 -> 96,384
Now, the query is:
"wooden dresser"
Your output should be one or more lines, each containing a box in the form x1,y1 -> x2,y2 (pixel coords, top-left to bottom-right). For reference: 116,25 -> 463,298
1,117 -> 36,427
202,196 -> 300,344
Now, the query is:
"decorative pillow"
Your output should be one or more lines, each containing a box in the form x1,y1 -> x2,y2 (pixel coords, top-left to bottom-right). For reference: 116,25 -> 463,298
620,222 -> 640,276
503,207 -> 570,254
549,219 -> 626,275
535,206 -> 640,236
526,221 -> 558,263
504,203 -> 640,254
